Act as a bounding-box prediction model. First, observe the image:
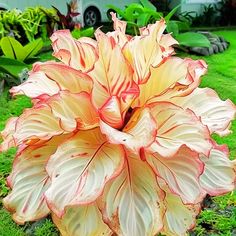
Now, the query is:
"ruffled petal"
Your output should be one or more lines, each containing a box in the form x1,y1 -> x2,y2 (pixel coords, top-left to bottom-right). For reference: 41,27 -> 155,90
3,136 -> 67,224
147,146 -> 205,203
52,204 -> 112,236
200,146 -> 236,195
13,106 -> 64,145
10,71 -> 60,99
0,117 -> 18,151
100,152 -> 163,236
45,128 -> 125,217
160,185 -> 201,236
51,30 -> 97,72
46,91 -> 99,132
170,87 -> 236,136
89,32 -> 138,125
133,57 -> 207,108
123,20 -> 177,84
149,102 -> 212,157
100,107 -> 156,153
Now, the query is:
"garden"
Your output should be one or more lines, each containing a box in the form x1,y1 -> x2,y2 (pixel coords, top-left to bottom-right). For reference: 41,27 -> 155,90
0,0 -> 235,235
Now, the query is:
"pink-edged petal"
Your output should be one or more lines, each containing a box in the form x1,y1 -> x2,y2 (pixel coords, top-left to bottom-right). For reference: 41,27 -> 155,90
100,107 -> 156,153
99,96 -> 123,129
160,184 -> 201,236
46,91 -> 99,132
100,152 -> 163,236
159,33 -> 178,57
147,146 -> 205,204
89,32 -> 137,116
3,136 -> 66,224
123,19 -> 177,84
170,87 -> 236,136
200,146 -> 236,195
10,71 -> 60,99
149,102 -> 212,157
35,62 -> 93,94
0,117 -> 18,151
52,204 -> 112,236
133,57 -> 207,108
45,128 -> 125,217
51,29 -> 97,72
13,106 -> 64,145
104,13 -> 129,48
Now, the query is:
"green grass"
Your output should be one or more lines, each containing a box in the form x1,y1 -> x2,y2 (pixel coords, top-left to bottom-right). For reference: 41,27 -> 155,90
0,31 -> 236,235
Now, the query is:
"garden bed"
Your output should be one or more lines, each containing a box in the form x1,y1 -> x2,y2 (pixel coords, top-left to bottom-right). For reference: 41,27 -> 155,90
0,30 -> 235,236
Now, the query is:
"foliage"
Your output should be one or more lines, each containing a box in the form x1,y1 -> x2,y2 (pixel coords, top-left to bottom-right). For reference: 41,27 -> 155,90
0,15 -> 235,236
52,0 -> 80,31
0,37 -> 43,87
108,1 -> 210,47
0,7 -> 58,44
71,27 -> 94,39
0,37 -> 43,62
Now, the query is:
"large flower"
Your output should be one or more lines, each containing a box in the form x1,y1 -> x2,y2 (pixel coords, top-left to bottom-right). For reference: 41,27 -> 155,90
1,15 -> 236,236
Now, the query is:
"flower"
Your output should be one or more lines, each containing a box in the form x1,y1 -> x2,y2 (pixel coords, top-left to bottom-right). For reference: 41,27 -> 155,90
1,14 -> 236,236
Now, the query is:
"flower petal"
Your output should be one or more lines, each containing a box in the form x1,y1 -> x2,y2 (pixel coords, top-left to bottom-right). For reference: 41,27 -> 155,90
46,91 -> 99,132
45,128 -> 125,217
89,32 -> 137,114
100,152 -> 163,236
170,87 -> 236,136
100,107 -> 156,153
149,102 -> 212,157
3,136 -> 66,224
133,57 -> 207,108
147,146 -> 205,203
35,62 -> 93,94
14,106 -> 64,145
200,146 -> 236,195
123,20 -> 177,84
160,186 -> 201,236
51,30 -> 97,72
52,204 -> 112,236
10,71 -> 60,99
99,96 -> 123,129
0,117 -> 18,151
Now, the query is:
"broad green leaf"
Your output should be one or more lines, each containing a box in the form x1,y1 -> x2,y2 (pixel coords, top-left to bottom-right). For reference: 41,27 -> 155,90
80,27 -> 94,38
0,57 -> 29,78
24,38 -> 43,60
166,21 -> 179,37
124,3 -> 144,21
140,0 -> 156,11
175,32 -> 211,48
137,12 -> 152,27
0,36 -> 27,61
165,4 -> 180,23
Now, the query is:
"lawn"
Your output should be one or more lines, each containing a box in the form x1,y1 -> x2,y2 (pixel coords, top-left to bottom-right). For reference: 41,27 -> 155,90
0,30 -> 236,235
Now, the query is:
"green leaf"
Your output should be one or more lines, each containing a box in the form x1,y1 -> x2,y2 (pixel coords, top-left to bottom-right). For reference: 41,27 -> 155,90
175,32 -> 211,48
80,27 -> 94,38
165,4 -> 180,23
0,57 -> 29,78
0,37 -> 27,61
106,5 -> 125,19
24,38 -> 43,60
166,21 -> 179,37
137,13 -> 152,27
125,3 -> 144,22
140,0 -> 156,11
